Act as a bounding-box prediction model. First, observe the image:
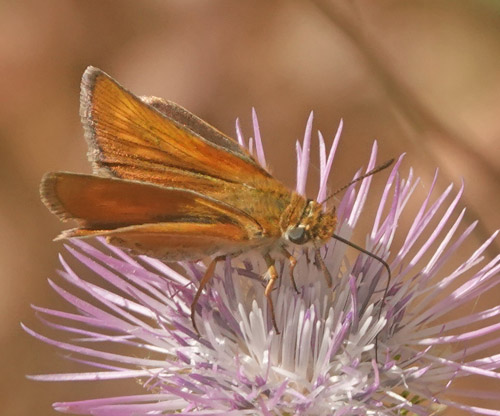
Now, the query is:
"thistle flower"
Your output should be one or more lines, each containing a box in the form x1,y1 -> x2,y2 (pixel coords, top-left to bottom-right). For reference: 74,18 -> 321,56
26,113 -> 500,415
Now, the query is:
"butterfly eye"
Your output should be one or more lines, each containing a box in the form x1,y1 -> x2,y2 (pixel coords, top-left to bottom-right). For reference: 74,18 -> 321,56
287,227 -> 309,245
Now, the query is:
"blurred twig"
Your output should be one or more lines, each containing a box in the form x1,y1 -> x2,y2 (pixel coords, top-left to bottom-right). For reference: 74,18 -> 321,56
308,0 -> 499,253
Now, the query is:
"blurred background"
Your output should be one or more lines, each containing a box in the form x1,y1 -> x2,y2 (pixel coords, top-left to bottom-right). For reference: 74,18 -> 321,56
2,0 -> 499,414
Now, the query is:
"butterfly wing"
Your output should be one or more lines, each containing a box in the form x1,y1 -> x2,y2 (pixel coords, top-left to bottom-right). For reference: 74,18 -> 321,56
80,67 -> 274,190
41,172 -> 266,260
140,96 -> 249,159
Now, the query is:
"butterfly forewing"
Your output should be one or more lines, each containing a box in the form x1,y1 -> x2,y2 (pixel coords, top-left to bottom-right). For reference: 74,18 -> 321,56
80,67 -> 272,186
40,172 -> 268,259
41,172 -> 261,230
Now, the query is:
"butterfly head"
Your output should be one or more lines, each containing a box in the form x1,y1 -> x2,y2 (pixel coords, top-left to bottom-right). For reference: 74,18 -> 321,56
281,194 -> 337,247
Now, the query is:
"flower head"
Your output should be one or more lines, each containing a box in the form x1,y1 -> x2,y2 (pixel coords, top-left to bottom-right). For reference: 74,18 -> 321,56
27,112 -> 500,415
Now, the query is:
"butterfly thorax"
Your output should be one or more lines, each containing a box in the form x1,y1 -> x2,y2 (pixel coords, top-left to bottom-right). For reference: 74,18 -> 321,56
280,192 -> 337,247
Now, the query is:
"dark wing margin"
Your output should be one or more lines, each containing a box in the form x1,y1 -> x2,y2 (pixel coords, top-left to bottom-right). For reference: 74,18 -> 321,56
140,96 -> 247,157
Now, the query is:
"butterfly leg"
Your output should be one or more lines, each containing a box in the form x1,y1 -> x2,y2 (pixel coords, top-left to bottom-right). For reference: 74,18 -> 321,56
280,247 -> 299,293
191,255 -> 226,335
264,253 -> 280,334
305,249 -> 311,264
314,248 -> 332,287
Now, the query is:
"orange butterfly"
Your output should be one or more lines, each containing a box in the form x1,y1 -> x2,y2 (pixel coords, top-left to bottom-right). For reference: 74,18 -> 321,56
41,67 -> 391,333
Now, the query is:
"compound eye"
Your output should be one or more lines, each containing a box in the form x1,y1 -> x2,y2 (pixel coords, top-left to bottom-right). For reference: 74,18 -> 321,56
287,227 -> 309,245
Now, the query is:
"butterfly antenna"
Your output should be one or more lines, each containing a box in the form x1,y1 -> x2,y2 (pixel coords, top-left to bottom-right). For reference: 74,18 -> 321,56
321,158 -> 394,205
332,233 -> 391,362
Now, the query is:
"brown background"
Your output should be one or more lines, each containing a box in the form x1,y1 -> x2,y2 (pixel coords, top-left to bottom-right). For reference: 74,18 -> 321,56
2,1 -> 499,415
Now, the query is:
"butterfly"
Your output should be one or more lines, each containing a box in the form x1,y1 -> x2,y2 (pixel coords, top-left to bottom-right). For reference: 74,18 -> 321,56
41,67 -> 392,334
